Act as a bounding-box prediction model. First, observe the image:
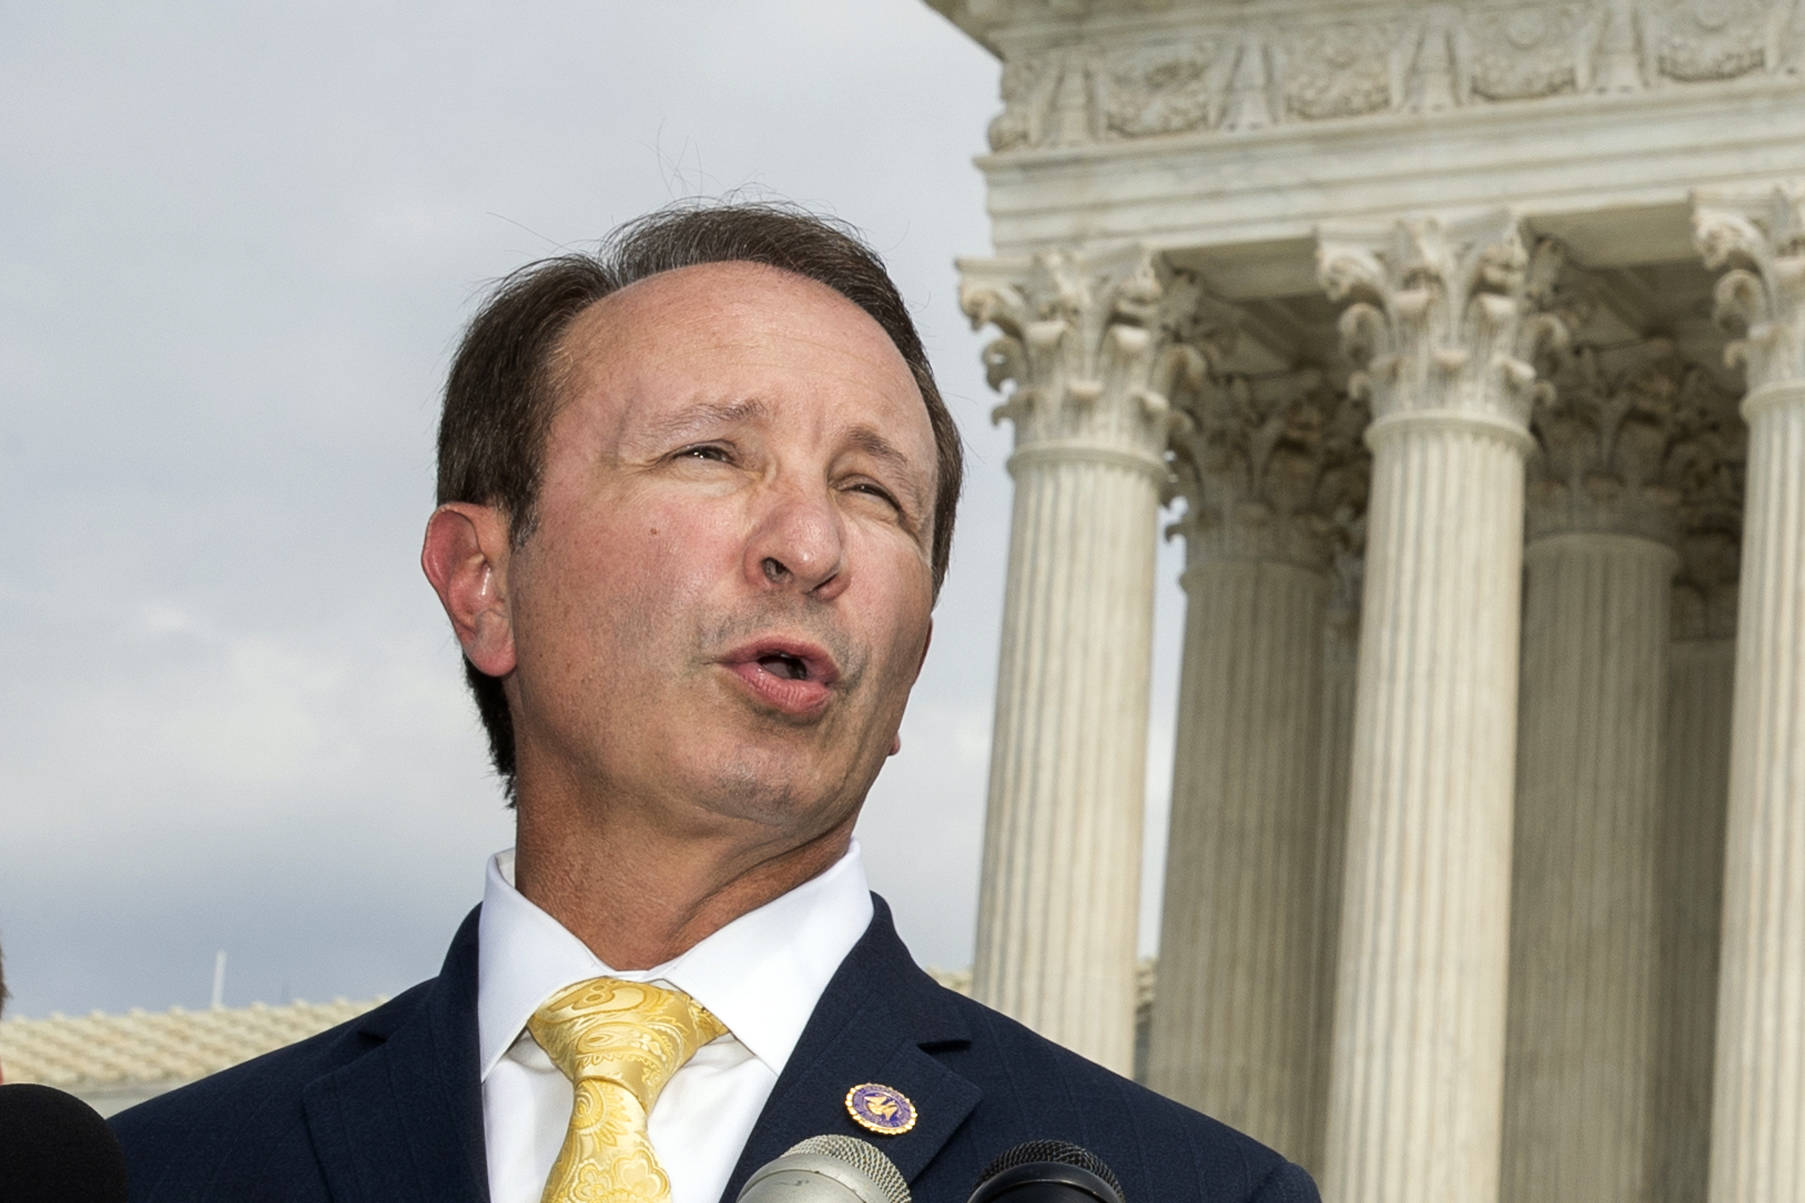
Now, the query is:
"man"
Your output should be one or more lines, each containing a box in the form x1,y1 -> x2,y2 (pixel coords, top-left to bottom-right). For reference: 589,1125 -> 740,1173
111,204 -> 1319,1202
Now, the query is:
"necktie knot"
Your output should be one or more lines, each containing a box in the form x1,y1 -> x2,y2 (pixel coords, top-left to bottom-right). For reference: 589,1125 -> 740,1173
526,977 -> 727,1203
529,978 -> 726,1111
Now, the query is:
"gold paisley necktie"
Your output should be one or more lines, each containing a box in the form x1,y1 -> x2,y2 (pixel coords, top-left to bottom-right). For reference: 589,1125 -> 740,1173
527,977 -> 727,1203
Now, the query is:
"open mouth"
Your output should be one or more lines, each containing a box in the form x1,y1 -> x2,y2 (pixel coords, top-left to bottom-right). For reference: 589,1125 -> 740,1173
722,638 -> 839,717
758,651 -> 810,681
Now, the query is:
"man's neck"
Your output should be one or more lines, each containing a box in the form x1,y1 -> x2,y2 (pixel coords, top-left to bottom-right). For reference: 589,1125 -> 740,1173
510,798 -> 856,970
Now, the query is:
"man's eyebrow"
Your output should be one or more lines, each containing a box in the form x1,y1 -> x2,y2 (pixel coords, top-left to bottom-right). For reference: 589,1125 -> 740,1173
846,425 -> 931,512
636,398 -> 771,443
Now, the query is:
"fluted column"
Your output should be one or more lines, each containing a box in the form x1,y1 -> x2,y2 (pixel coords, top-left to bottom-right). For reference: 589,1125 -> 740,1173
1501,342 -> 1693,1202
1148,369 -> 1365,1168
963,247 -> 1211,1072
1655,448 -> 1743,1203
1316,213 -> 1567,1203
1311,551 -> 1361,1169
1694,187 -> 1805,1203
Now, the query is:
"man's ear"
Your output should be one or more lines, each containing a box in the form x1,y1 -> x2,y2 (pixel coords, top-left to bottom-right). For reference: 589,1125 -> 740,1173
421,503 -> 517,678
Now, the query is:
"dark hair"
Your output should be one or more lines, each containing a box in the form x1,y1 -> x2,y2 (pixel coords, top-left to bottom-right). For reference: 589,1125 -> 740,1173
436,202 -> 963,798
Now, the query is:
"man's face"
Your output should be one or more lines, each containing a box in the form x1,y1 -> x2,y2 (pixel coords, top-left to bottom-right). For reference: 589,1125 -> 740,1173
498,261 -> 938,852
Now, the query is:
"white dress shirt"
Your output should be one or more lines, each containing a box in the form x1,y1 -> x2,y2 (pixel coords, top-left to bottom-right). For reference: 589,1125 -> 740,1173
476,841 -> 874,1203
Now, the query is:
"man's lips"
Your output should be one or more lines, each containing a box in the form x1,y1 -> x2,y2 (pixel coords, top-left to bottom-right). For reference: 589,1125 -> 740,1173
719,638 -> 841,717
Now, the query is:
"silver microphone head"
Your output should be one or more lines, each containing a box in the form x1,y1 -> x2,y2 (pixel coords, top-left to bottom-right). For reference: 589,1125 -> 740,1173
736,1133 -> 911,1202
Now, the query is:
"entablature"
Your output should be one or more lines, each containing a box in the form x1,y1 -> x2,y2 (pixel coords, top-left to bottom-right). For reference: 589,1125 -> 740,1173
936,0 -> 1805,146
932,0 -> 1805,273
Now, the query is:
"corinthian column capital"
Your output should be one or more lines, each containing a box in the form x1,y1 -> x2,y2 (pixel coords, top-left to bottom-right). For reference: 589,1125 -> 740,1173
1694,186 -> 1805,402
1168,366 -> 1369,568
1528,340 -> 1706,542
959,247 -> 1228,469
1317,212 -> 1570,445
1665,367 -> 1747,640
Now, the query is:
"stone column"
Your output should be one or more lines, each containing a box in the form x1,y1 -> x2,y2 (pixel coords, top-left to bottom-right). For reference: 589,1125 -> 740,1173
1500,342 -> 1689,1202
1694,187 -> 1805,1203
1311,545 -> 1362,1169
962,247 -> 1211,1073
1654,397 -> 1742,1203
1316,213 -> 1566,1203
1148,369 -> 1365,1169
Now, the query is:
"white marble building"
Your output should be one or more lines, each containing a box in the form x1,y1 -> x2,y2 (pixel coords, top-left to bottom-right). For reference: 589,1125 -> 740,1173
930,2 -> 1805,1200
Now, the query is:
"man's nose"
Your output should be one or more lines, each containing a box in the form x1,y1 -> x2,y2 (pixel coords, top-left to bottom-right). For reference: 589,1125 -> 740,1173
745,482 -> 848,599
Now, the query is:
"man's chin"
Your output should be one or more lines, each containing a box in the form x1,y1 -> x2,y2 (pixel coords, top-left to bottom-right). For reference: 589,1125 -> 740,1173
680,758 -> 860,833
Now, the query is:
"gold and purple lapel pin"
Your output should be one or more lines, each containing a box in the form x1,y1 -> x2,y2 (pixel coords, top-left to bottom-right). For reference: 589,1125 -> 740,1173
844,1083 -> 917,1135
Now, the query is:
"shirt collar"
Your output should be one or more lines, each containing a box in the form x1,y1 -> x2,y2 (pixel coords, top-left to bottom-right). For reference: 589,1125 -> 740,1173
476,840 -> 872,1081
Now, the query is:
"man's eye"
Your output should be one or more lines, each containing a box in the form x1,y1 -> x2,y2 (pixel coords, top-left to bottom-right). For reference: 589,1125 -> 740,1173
849,481 -> 901,510
677,444 -> 732,463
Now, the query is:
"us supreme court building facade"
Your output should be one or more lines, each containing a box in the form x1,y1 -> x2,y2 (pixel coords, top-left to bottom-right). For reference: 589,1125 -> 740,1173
928,2 -> 1805,1200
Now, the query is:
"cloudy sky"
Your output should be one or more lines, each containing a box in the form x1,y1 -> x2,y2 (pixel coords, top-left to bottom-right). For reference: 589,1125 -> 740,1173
1,1 -> 1189,1019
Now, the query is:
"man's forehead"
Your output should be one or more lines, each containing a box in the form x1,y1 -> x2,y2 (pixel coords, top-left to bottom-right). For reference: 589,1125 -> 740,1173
552,262 -> 929,435
564,260 -> 870,353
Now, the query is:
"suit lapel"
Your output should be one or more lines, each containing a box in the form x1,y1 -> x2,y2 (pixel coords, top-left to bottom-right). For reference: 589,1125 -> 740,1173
721,898 -> 980,1200
302,908 -> 489,1202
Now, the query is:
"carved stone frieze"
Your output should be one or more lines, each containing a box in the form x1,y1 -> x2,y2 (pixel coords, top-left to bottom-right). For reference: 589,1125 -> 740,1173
969,0 -> 1804,152
1589,0 -> 1655,90
1651,0 -> 1775,80
1277,20 -> 1406,119
959,248 -> 1231,459
1168,368 -> 1370,566
988,53 -> 1061,150
1694,185 -> 1805,395
1467,3 -> 1590,98
1318,213 -> 1569,433
1099,39 -> 1225,139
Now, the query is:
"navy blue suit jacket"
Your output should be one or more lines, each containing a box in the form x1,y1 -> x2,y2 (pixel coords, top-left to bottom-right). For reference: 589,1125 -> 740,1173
112,898 -> 1318,1202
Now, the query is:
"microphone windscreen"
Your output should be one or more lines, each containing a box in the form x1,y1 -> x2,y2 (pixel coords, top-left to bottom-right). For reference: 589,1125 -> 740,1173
737,1133 -> 910,1202
969,1139 -> 1125,1203
0,1082 -> 129,1202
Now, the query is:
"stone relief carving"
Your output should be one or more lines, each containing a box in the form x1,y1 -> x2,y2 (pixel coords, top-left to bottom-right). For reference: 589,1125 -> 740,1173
980,0 -> 1801,151
1586,0 -> 1655,89
1100,40 -> 1225,137
988,54 -> 1060,151
1651,0 -> 1774,79
1467,3 -> 1589,99
1403,6 -> 1471,110
1278,21 -> 1408,119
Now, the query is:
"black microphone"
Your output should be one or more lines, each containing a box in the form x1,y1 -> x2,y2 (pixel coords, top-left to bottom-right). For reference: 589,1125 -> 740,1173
0,1082 -> 129,1202
967,1139 -> 1125,1203
737,1133 -> 911,1201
